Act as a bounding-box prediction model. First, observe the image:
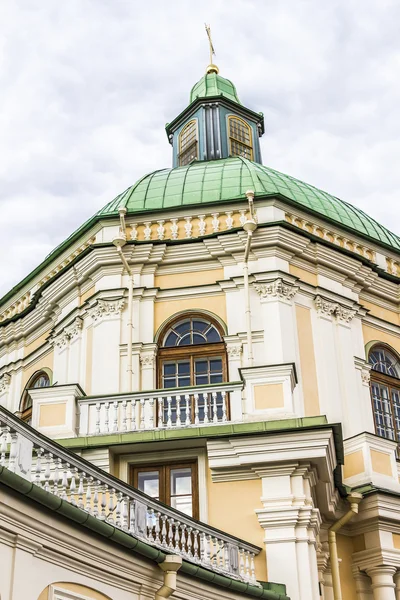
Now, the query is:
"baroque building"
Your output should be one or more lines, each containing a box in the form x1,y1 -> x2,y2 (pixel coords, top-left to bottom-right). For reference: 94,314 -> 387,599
1,57 -> 400,600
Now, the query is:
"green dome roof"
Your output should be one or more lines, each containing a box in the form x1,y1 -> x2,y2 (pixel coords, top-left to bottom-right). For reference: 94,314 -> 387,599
98,157 -> 400,251
189,72 -> 241,105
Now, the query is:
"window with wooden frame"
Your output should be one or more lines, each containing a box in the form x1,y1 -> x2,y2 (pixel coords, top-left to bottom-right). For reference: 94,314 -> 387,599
178,119 -> 198,166
369,345 -> 400,442
228,116 -> 253,160
157,314 -> 228,425
19,370 -> 51,423
131,461 -> 199,518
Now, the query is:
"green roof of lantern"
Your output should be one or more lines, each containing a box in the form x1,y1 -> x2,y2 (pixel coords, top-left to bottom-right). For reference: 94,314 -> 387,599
98,157 -> 400,250
189,71 -> 241,105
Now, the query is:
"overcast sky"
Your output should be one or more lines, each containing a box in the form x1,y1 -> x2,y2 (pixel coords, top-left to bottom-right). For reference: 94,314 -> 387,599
1,0 -> 399,297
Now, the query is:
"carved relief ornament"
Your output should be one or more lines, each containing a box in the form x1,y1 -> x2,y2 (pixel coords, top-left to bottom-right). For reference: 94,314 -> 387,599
254,278 -> 299,303
314,295 -> 357,323
0,373 -> 11,393
88,298 -> 125,322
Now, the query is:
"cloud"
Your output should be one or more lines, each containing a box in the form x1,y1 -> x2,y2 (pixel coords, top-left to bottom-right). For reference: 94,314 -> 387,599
0,0 -> 399,295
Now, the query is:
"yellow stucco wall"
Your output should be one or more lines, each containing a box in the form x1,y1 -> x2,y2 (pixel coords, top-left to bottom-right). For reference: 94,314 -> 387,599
206,467 -> 267,581
337,534 -> 358,600
155,268 -> 224,290
23,331 -> 50,357
38,582 -> 112,600
343,450 -> 365,479
154,295 -> 227,334
289,264 -> 318,287
254,383 -> 284,409
361,299 -> 399,326
39,403 -> 67,427
370,449 -> 392,476
362,323 -> 400,355
22,351 -> 54,388
295,305 -> 320,416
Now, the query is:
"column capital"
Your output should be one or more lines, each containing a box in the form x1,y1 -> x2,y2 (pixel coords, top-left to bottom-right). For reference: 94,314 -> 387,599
366,565 -> 397,591
253,278 -> 299,304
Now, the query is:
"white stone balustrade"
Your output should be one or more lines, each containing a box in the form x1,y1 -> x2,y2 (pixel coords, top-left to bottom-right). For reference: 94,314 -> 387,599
78,382 -> 243,436
0,405 -> 259,585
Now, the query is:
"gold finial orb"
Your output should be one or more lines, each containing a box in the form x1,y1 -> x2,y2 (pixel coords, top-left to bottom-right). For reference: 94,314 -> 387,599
206,63 -> 219,75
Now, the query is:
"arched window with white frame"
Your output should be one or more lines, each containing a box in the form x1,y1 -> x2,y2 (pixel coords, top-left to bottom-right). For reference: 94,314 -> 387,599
369,345 -> 400,441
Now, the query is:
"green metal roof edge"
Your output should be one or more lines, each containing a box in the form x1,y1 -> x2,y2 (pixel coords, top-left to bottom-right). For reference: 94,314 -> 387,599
58,415 -> 331,449
0,466 -> 288,599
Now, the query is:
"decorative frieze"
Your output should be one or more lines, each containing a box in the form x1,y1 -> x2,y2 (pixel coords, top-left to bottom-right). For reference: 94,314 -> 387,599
88,298 -> 125,322
140,353 -> 156,368
314,295 -> 357,323
254,278 -> 298,303
0,373 -> 11,394
226,343 -> 243,360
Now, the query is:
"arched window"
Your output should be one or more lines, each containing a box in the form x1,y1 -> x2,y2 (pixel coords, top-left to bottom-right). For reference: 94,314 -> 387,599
157,314 -> 228,425
369,346 -> 400,441
178,120 -> 198,166
20,370 -> 51,423
228,116 -> 253,160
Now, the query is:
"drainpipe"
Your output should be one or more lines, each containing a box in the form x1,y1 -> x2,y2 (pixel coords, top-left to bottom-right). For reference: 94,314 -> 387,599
328,492 -> 363,600
156,555 -> 182,599
112,208 -> 134,392
242,190 -> 257,367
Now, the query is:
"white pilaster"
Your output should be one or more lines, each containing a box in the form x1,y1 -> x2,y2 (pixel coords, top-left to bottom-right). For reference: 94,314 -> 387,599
140,344 -> 157,391
224,336 -> 243,380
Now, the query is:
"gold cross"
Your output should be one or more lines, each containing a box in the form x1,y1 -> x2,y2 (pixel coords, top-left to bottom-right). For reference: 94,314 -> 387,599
205,23 -> 216,66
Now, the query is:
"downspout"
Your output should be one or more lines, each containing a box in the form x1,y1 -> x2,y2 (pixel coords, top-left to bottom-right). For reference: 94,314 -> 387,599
242,190 -> 257,367
112,208 -> 134,392
328,492 -> 362,600
156,555 -> 182,599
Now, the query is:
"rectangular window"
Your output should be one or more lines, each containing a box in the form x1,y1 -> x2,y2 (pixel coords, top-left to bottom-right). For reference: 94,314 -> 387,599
131,461 -> 198,518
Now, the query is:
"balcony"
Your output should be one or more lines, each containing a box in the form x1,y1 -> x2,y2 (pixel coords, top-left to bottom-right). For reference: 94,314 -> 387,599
78,381 -> 243,436
0,404 -> 261,586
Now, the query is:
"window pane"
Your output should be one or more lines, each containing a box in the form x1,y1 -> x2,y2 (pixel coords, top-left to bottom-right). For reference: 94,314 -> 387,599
177,377 -> 190,388
171,496 -> 192,516
195,360 -> 208,374
210,359 -> 222,372
164,332 -> 178,347
170,468 -> 192,495
369,348 -> 400,378
178,362 -> 190,375
175,321 -> 191,335
206,327 -> 221,343
179,333 -> 192,346
163,378 -> 177,388
193,320 -> 207,333
192,333 -> 205,345
164,363 -> 176,376
138,471 -> 159,499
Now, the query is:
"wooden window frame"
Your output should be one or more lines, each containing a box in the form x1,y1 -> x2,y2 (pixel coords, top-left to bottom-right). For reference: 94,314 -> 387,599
228,115 -> 253,160
19,370 -> 51,423
178,119 -> 198,166
369,344 -> 400,442
131,460 -> 199,519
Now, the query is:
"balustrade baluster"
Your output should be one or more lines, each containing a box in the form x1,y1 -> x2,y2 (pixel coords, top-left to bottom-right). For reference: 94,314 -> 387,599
140,398 -> 145,429
185,394 -> 190,426
78,472 -> 85,509
122,400 -> 127,431
186,526 -> 193,557
211,213 -> 220,232
101,484 -> 108,518
93,480 -> 100,517
250,553 -> 256,584
224,543 -> 230,573
245,550 -> 251,580
212,537 -> 218,567
221,391 -> 227,422
112,401 -> 118,432
239,549 -> 245,578
184,216 -> 192,239
95,403 -> 101,434
205,534 -> 211,564
157,221 -> 165,240
203,393 -> 209,424
154,512 -> 161,544
176,396 -> 182,427
35,447 -> 44,486
193,530 -> 199,561
239,209 -> 247,226
116,491 -> 123,527
167,518 -> 174,549
161,515 -> 167,547
0,426 -> 9,466
180,524 -> 187,554
130,224 -> 138,241
8,432 -> 18,472
170,218 -> 178,240
69,467 -> 77,505
166,397 -> 172,428
149,398 -> 154,429
86,477 -> 93,512
60,462 -> 69,500
129,498 -> 135,533
104,402 -> 110,433
122,496 -> 129,530
44,452 -> 52,491
144,222 -> 152,241
225,211 -> 234,229
147,508 -> 155,541
198,214 -> 206,236
130,399 -> 136,430
108,488 -> 115,523
212,392 -> 218,423
158,397 -> 163,428
194,393 -> 199,425
174,520 -> 181,551
53,457 -> 61,495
